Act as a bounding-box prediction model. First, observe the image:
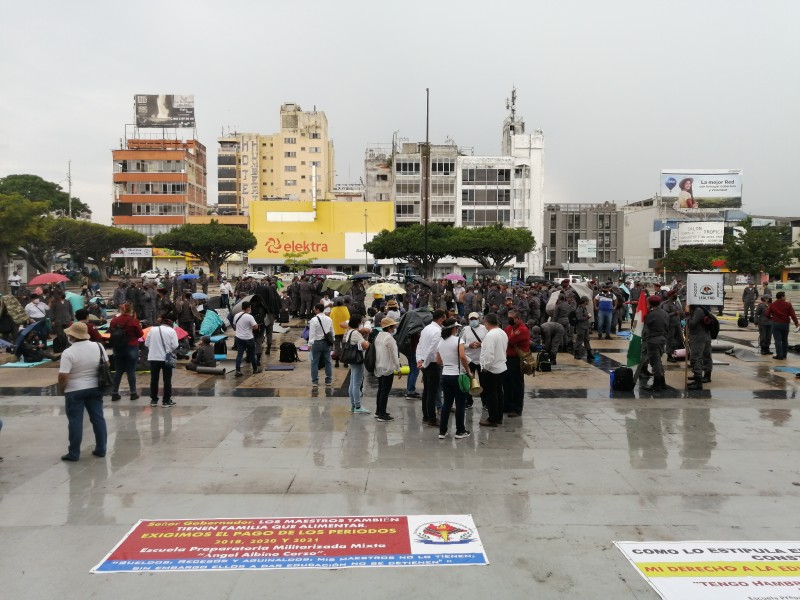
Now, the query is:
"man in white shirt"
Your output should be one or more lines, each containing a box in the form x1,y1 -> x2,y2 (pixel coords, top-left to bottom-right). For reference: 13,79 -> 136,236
144,319 -> 180,406
309,303 -> 334,387
463,311 -> 488,409
416,309 -> 446,426
57,322 -> 109,461
479,313 -> 508,427
232,301 -> 261,377
8,271 -> 21,296
24,293 -> 49,323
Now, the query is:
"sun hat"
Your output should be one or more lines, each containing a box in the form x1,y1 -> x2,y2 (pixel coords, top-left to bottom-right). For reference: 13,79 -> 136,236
380,317 -> 399,328
64,322 -> 90,340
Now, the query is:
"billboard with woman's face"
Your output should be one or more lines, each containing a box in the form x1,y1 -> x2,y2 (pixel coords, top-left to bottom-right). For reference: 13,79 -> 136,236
661,169 -> 742,210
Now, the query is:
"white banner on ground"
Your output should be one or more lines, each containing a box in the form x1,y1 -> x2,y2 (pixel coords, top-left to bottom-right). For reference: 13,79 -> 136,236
615,541 -> 800,599
686,272 -> 724,306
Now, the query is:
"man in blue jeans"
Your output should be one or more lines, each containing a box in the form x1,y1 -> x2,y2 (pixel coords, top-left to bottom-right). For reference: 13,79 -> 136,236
594,286 -> 615,339
308,303 -> 334,387
233,301 -> 261,377
57,322 -> 108,461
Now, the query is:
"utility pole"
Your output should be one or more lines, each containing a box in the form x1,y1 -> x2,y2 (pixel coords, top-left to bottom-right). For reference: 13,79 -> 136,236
67,160 -> 72,218
422,88 -> 431,279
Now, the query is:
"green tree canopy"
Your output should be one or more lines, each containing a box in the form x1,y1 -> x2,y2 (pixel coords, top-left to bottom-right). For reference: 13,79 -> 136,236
283,251 -> 314,273
723,217 -> 800,277
660,246 -> 720,274
0,174 -> 92,216
152,220 -> 257,277
73,222 -> 147,282
364,224 -> 457,277
451,224 -> 535,271
0,193 -> 49,291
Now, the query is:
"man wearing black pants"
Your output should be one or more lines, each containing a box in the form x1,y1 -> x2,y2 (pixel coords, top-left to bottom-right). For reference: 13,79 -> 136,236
416,309 -> 446,427
502,310 -> 529,417
479,313 -> 509,427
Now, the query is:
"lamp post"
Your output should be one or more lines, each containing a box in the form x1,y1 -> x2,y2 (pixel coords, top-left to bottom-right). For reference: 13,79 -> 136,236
662,223 -> 670,285
364,208 -> 369,272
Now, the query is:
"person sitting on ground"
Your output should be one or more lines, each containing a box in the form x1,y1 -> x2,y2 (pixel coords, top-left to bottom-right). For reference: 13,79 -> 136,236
186,336 -> 217,371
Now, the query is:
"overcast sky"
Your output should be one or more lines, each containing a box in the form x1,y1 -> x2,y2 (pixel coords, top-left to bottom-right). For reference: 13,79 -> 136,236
2,0 -> 798,225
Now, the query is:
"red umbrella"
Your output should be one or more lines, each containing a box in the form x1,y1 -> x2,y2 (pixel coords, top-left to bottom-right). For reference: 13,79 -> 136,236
306,268 -> 333,275
28,273 -> 70,285
140,325 -> 190,341
444,273 -> 466,281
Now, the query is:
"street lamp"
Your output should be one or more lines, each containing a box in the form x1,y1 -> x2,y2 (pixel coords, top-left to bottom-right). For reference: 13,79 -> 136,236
662,223 -> 670,285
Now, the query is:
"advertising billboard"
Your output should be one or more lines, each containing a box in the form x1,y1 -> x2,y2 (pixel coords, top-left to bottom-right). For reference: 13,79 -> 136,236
135,94 -> 195,128
675,222 -> 725,247
661,169 -> 742,210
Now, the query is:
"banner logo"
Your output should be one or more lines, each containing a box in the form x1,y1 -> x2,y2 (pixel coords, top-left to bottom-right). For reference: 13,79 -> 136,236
414,521 -> 475,545
264,237 -> 282,253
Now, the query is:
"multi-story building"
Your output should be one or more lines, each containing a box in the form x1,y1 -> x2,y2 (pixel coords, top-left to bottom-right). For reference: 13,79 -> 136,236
112,135 -> 207,236
216,103 -> 335,215
364,94 -> 545,277
543,203 -> 626,281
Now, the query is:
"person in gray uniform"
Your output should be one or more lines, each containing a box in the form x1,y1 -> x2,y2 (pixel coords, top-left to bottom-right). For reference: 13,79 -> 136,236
686,304 -> 712,390
641,296 -> 670,391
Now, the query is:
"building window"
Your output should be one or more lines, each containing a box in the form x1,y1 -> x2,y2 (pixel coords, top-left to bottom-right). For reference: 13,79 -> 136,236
285,165 -> 297,171
377,174 -> 388,182
396,181 -> 421,195
284,151 -> 296,158
309,147 -> 322,153
285,180 -> 297,186
311,161 -> 322,167
284,137 -> 296,144
309,132 -> 321,139
431,160 -> 454,174
396,160 -> 420,173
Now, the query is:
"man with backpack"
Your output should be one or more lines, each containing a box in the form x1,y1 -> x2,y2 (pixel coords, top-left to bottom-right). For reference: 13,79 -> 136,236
233,301 -> 262,377
686,304 -> 713,390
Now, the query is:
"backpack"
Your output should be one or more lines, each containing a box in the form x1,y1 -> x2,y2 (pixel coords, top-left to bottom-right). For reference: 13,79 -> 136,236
568,309 -> 578,327
701,308 -> 720,339
213,338 -> 228,354
109,323 -> 128,350
363,340 -> 378,374
737,316 -> 748,328
279,342 -> 300,363
612,366 -> 635,391
536,351 -> 551,372
278,309 -> 289,324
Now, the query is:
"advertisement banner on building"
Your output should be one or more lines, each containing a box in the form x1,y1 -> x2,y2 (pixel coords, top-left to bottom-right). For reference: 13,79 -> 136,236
111,248 -> 153,258
615,540 -> 800,599
135,95 -> 195,128
686,272 -> 725,306
577,239 -> 597,258
677,222 -> 725,247
239,133 -> 260,208
661,169 -> 742,210
92,515 -> 489,573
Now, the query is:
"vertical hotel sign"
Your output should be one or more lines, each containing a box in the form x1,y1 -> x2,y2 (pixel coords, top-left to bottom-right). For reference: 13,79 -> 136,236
240,134 -> 260,209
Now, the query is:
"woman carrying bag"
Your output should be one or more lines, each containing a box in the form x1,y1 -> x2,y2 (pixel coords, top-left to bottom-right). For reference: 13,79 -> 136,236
435,317 -> 472,440
342,316 -> 370,414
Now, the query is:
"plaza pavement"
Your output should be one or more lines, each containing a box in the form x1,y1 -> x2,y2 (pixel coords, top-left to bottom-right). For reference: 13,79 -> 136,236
1,290 -> 800,598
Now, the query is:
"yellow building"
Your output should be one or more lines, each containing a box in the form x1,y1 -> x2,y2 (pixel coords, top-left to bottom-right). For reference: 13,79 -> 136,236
217,103 -> 335,215
249,200 -> 395,270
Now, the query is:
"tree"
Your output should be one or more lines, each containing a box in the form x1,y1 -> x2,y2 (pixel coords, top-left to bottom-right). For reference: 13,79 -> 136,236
452,224 -> 535,271
0,174 -> 92,216
0,193 -> 49,291
152,220 -> 257,278
723,217 -> 800,278
660,246 -> 720,273
364,224 -> 457,277
283,251 -> 314,273
74,222 -> 147,282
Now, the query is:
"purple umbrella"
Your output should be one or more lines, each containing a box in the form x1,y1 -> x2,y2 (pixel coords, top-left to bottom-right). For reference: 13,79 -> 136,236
444,273 -> 466,281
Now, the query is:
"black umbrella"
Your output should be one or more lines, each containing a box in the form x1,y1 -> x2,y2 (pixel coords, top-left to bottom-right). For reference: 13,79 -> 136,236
14,320 -> 49,356
408,275 -> 434,288
349,273 -> 373,280
477,269 -> 497,277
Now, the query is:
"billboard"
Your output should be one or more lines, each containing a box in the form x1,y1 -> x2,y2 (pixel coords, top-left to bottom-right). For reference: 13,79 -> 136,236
686,272 -> 724,305
577,239 -> 597,258
676,222 -> 725,247
661,169 -> 742,210
135,94 -> 195,128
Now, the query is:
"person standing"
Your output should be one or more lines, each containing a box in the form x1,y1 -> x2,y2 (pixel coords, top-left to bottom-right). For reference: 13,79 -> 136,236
308,303 -> 334,387
754,296 -> 773,355
463,312 -> 488,409
686,304 -> 713,390
109,301 -> 143,402
479,313 -> 508,427
175,291 -> 201,348
641,296 -> 670,392
573,297 -> 594,360
503,310 -> 529,417
766,291 -> 799,360
57,322 -> 108,461
344,316 -> 370,413
594,287 -> 615,339
255,278 -> 281,356
742,283 -> 758,322
49,291 -> 75,336
220,279 -> 233,310
416,309 -> 446,427
330,297 -> 351,368
144,319 -> 179,407
299,277 -> 314,319
663,290 -> 684,362
373,317 -> 401,422
435,318 -> 471,439
233,301 -> 261,377
8,270 -> 21,297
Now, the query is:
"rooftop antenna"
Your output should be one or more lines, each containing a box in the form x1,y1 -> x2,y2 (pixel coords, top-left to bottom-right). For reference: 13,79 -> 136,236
506,87 -> 517,122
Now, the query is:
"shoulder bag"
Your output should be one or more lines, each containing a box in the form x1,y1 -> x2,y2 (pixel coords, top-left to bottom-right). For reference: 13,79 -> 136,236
96,342 -> 113,392
456,331 -> 472,392
158,326 -> 178,368
317,316 -> 335,347
341,330 -> 364,365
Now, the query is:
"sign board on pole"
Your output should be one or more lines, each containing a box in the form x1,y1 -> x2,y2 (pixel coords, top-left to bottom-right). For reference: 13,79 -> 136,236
616,540 -> 800,600
577,239 -> 597,258
686,272 -> 724,306
678,222 -> 725,247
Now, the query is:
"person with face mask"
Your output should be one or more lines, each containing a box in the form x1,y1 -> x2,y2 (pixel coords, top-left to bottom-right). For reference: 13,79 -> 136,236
24,293 -> 48,324
463,312 -> 488,409
503,309 -> 529,417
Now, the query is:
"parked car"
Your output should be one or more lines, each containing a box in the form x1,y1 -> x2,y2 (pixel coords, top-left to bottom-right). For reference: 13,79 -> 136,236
327,271 -> 348,281
279,272 -> 298,282
141,269 -> 162,280
386,272 -> 406,283
243,270 -> 268,280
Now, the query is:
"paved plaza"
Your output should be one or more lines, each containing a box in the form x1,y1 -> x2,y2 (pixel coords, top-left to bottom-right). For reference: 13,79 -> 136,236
2,301 -> 800,598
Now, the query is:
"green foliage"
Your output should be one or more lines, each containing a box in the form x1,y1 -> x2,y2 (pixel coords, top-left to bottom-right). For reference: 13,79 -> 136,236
283,251 -> 314,273
152,220 -> 257,276
723,217 -> 800,277
0,193 -> 50,290
451,224 -> 535,270
660,246 -> 719,273
0,174 -> 92,216
364,224 -> 455,277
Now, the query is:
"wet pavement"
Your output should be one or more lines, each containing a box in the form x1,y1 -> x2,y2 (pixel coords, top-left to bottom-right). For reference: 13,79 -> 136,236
1,310 -> 800,598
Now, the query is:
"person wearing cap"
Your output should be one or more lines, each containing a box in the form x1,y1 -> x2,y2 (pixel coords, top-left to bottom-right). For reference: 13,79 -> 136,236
57,322 -> 109,461
144,318 -> 180,406
662,290 -> 683,362
463,312 -> 488,409
435,318 -> 471,439
374,317 -> 401,422
641,296 -> 670,391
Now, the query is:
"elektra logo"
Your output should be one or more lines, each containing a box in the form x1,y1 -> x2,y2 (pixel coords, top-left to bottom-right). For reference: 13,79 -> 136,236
264,237 -> 282,253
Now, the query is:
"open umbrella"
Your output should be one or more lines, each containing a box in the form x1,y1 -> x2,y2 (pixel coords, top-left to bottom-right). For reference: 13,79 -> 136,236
408,275 -> 434,289
444,273 -> 465,281
140,325 -> 189,341
178,273 -> 200,280
365,282 -> 406,296
306,268 -> 333,276
349,273 -> 373,280
476,269 -> 497,277
29,273 -> 69,286
14,319 -> 49,356
192,292 -> 208,300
